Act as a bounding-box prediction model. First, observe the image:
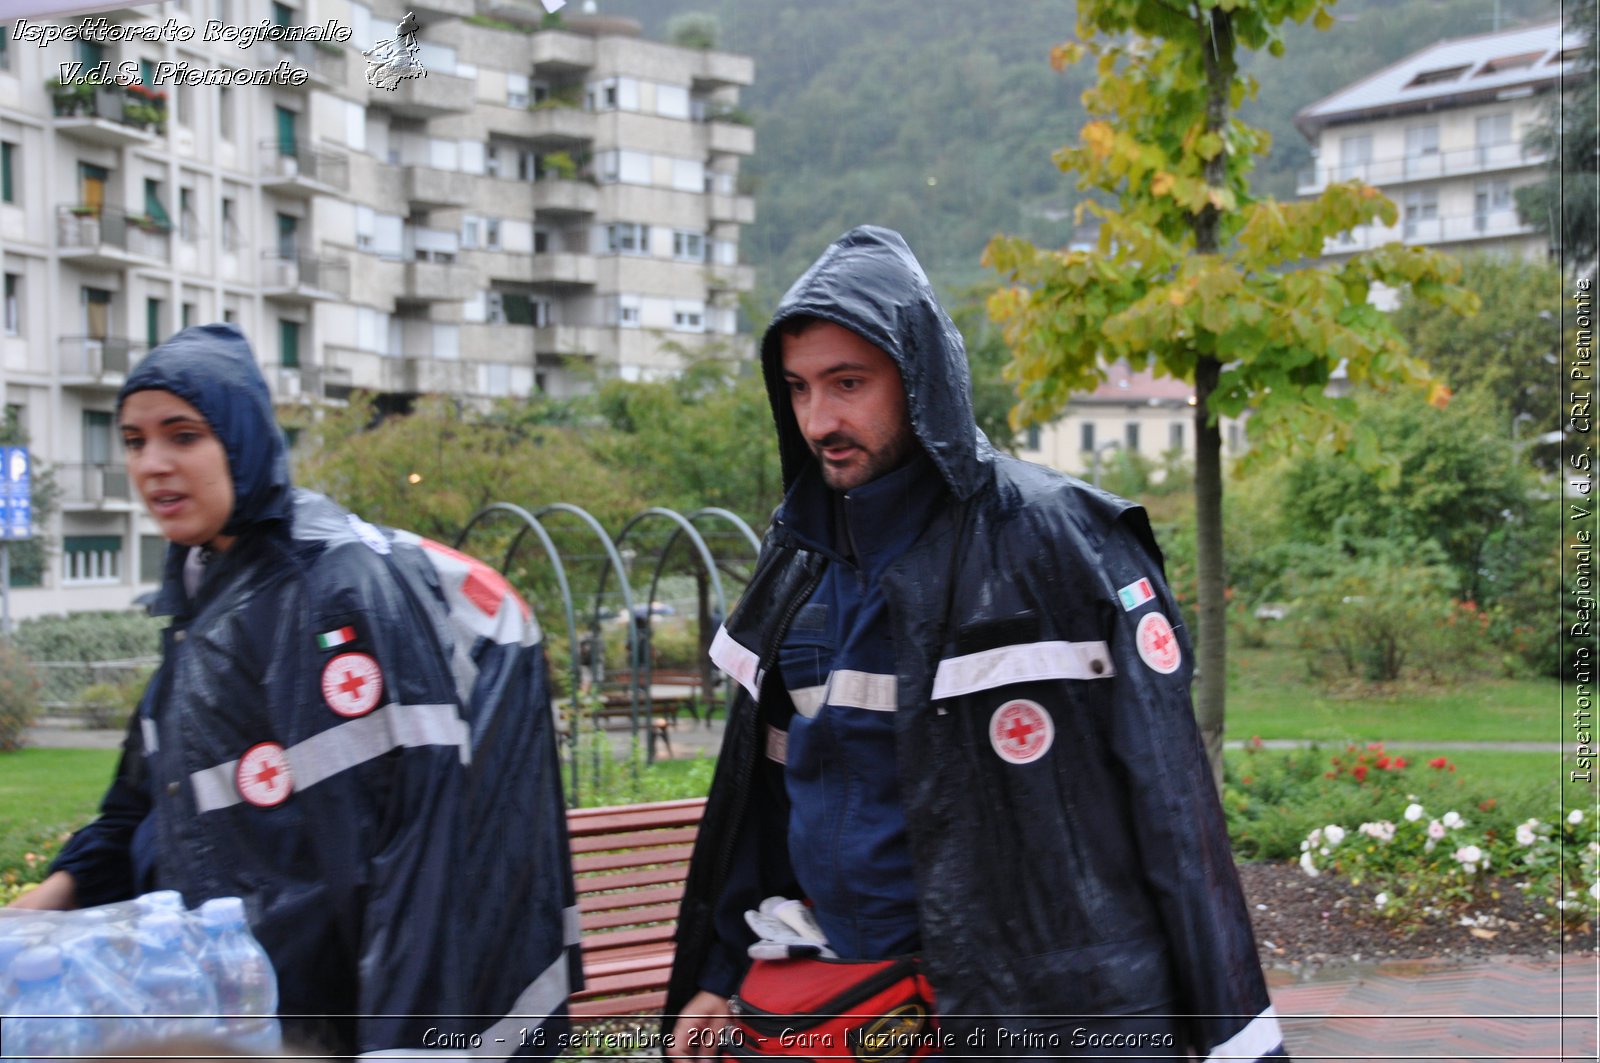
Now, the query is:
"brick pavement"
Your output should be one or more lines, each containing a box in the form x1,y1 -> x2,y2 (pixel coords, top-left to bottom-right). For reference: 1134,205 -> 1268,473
1270,953 -> 1599,1061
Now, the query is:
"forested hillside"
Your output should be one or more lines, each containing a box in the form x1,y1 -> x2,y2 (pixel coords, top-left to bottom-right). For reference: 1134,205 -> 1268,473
599,0 -> 1558,301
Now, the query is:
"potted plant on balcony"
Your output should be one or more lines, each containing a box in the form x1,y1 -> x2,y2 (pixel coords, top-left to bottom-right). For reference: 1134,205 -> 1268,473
45,76 -> 94,116
542,151 -> 579,181
124,84 -> 168,133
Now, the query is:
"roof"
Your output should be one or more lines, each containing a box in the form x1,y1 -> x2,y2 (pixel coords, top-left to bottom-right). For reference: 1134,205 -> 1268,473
1295,20 -> 1577,139
1075,362 -> 1194,406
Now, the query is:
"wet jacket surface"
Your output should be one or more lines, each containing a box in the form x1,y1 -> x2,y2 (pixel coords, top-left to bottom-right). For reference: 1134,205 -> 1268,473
52,326 -> 580,1056
664,229 -> 1284,1059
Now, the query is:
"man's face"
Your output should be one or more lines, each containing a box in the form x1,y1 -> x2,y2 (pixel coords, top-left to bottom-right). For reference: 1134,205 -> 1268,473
781,322 -> 917,492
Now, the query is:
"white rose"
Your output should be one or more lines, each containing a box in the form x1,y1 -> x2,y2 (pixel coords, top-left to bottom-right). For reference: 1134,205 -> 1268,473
1404,803 -> 1424,822
1569,809 -> 1585,826
1374,892 -> 1389,909
1299,851 -> 1319,878
1428,820 -> 1446,840
1442,811 -> 1463,829
1590,882 -> 1599,901
1516,822 -> 1538,847
1455,845 -> 1483,870
1324,824 -> 1347,846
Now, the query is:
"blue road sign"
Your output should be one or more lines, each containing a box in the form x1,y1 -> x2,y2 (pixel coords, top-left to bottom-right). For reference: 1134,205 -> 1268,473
0,446 -> 32,541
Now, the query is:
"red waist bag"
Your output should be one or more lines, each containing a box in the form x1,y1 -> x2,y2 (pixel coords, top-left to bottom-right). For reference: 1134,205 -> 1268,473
725,956 -> 941,1062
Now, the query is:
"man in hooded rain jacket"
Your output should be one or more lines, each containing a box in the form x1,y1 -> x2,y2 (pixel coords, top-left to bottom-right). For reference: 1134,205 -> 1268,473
663,228 -> 1285,1060
16,325 -> 580,1056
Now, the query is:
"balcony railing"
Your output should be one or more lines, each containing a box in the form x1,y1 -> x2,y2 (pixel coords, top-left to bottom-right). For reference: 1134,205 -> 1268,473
58,335 -> 148,378
60,463 -> 132,505
48,79 -> 168,133
259,139 -> 350,190
56,205 -> 172,262
261,252 -> 351,297
1325,208 -> 1538,253
1297,141 -> 1544,193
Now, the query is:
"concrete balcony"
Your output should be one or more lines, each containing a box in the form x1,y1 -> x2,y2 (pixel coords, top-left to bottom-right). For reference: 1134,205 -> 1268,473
532,324 -> 613,360
261,253 -> 351,301
400,355 -> 479,394
56,206 -> 171,269
50,84 -> 163,148
59,463 -> 134,510
523,107 -> 596,148
529,30 -> 595,75
404,261 -> 476,302
1295,141 -> 1546,196
259,140 -> 350,196
1323,208 -> 1540,255
693,51 -> 755,89
706,119 -> 755,157
268,39 -> 349,89
404,166 -> 471,208
705,263 -> 755,292
530,252 -> 597,287
379,70 -> 475,119
708,193 -> 756,225
410,0 -> 474,17
530,178 -> 599,217
459,322 -> 611,365
325,345 -> 387,391
58,336 -> 148,390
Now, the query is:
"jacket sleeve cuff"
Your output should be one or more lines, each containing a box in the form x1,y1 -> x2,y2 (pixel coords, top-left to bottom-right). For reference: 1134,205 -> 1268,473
697,941 -> 744,999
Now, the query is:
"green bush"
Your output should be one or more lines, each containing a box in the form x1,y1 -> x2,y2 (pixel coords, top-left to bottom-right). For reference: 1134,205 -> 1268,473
77,667 -> 151,729
11,610 -> 164,708
0,641 -> 43,751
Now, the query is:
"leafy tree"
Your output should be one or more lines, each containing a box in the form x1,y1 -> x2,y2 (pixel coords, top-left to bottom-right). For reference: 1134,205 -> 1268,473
666,11 -> 720,49
949,293 -> 1023,453
1515,0 -> 1598,274
983,0 -> 1471,788
1393,254 -> 1563,469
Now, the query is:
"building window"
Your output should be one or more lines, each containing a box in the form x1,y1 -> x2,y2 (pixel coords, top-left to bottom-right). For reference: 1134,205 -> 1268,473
461,216 -> 480,249
1402,188 -> 1438,239
1337,134 -> 1371,181
673,308 -> 704,332
64,536 -> 122,585
0,26 -> 10,71
1124,422 -> 1140,452
1026,425 -> 1041,451
485,218 -> 501,250
606,223 -> 649,254
280,319 -> 300,368
271,2 -> 293,27
84,409 -> 113,465
140,535 -> 167,582
218,86 -> 233,141
1169,421 -> 1184,451
1474,179 -> 1512,231
1080,422 -> 1095,452
276,213 -> 298,259
3,274 -> 19,336
618,295 -> 641,328
673,231 -> 705,262
178,187 -> 196,241
182,302 -> 196,329
144,179 -> 172,231
220,197 -> 239,251
78,40 -> 105,68
533,229 -> 549,254
1476,112 -> 1513,166
146,298 -> 163,349
506,73 -> 529,109
1,141 -> 14,203
1403,123 -> 1439,178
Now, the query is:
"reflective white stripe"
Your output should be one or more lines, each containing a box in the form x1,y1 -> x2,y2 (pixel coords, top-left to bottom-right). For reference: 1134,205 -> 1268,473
562,904 -> 582,947
765,724 -> 789,764
360,951 -> 572,1058
827,669 -> 897,712
710,625 -> 763,700
1204,1006 -> 1283,1061
931,640 -> 1114,700
140,717 -> 159,754
190,703 -> 469,814
789,685 -> 826,718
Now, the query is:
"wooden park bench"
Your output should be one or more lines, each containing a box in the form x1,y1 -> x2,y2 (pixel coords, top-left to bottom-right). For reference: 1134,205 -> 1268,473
567,796 -> 707,1018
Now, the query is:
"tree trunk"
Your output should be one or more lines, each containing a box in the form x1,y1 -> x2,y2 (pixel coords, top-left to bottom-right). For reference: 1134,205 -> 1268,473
1193,357 -> 1227,794
1190,6 -> 1236,794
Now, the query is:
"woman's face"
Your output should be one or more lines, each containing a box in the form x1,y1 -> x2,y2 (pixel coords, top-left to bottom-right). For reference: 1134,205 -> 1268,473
120,390 -> 236,551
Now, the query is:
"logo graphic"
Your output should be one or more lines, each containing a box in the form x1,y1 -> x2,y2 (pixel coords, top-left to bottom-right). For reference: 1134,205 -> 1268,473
851,1003 -> 930,1062
1135,612 -> 1183,674
236,742 -> 293,807
363,12 -> 426,91
989,699 -> 1054,765
321,652 -> 385,717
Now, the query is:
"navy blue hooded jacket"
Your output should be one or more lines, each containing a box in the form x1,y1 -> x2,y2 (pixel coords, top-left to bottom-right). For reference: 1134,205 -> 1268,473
52,325 -> 580,1056
666,229 -> 1285,1059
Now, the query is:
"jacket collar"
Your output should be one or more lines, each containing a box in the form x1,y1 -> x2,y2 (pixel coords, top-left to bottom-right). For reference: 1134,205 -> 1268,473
776,450 -> 946,578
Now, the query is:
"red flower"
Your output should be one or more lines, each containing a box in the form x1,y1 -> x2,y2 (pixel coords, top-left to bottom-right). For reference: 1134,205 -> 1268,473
1479,799 -> 1497,812
1367,743 -> 1383,752
1376,755 -> 1391,769
1324,771 -> 1338,780
1429,757 -> 1449,770
1241,776 -> 1254,786
1392,757 -> 1409,769
1352,765 -> 1369,782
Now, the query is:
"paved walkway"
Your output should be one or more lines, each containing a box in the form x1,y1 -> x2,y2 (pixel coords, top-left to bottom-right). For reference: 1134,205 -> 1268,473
1270,953 -> 1598,1061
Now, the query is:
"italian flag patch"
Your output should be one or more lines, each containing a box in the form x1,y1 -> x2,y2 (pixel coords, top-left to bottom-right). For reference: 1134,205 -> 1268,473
317,626 -> 357,650
1117,578 -> 1156,612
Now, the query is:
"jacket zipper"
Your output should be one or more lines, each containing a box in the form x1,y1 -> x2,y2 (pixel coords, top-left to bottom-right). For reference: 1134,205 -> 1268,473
729,957 -> 923,1035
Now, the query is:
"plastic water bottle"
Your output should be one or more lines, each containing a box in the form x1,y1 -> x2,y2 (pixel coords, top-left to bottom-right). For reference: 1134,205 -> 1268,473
0,929 -> 30,1010
59,924 -> 143,1049
2,945 -> 100,1063
128,911 -> 217,1043
197,898 -> 281,1053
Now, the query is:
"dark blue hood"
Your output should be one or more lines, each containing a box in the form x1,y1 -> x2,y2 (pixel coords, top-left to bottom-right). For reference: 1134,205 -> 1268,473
118,324 -> 291,535
760,226 -> 993,501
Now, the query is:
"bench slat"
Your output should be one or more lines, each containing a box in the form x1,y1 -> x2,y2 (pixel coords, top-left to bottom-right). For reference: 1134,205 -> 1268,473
570,990 -> 668,1017
579,901 -> 683,933
570,826 -> 700,855
573,845 -> 695,874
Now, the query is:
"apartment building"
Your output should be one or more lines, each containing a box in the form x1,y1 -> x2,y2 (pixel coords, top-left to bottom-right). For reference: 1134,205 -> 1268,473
1295,20 -> 1569,265
0,0 -> 756,618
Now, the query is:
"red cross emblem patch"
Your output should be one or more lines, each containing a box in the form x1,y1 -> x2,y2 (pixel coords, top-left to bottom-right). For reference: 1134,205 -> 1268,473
1136,612 -> 1183,674
236,742 -> 293,808
321,652 -> 384,717
988,699 -> 1054,765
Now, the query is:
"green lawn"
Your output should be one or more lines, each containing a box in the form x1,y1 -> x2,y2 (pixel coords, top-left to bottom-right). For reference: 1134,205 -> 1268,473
1227,635 -> 1561,743
0,747 -> 119,887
